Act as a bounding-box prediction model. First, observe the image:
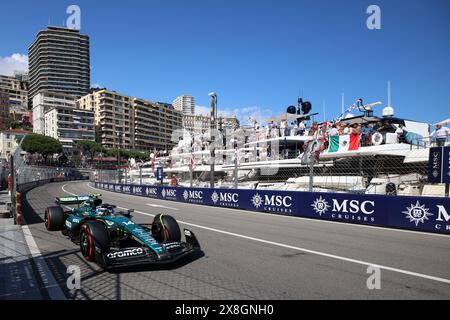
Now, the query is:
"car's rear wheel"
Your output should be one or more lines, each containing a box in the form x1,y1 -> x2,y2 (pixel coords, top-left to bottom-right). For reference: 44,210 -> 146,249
80,221 -> 110,268
45,207 -> 65,231
152,214 -> 181,243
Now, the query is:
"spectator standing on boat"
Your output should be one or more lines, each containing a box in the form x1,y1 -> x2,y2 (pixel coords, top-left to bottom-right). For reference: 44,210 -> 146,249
361,123 -> 372,146
280,119 -> 287,137
395,123 -> 408,142
329,124 -> 339,137
373,121 -> 382,132
298,120 -> 306,136
290,122 -> 298,136
431,123 -> 450,147
343,124 -> 351,135
378,120 -> 396,134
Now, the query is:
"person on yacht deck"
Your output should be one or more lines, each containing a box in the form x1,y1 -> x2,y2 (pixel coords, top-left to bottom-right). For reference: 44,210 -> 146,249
431,123 -> 450,147
329,124 -> 339,137
298,120 -> 306,136
291,122 -> 298,136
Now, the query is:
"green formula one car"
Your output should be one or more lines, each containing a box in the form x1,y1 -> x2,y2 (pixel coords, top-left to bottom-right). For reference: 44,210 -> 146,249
45,194 -> 201,269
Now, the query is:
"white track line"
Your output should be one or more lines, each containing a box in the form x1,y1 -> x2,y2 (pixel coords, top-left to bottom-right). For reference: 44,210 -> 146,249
66,183 -> 450,285
85,182 -> 450,239
22,225 -> 66,299
146,204 -> 179,211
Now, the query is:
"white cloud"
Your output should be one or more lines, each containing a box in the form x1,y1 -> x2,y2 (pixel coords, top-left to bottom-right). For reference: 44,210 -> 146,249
0,53 -> 28,76
195,105 -> 211,116
195,104 -> 270,126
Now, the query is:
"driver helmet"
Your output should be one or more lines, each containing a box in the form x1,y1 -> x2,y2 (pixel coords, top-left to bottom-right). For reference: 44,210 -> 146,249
96,207 -> 109,216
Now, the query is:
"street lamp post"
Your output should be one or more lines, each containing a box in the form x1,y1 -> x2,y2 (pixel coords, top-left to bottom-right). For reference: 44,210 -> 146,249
208,92 -> 217,189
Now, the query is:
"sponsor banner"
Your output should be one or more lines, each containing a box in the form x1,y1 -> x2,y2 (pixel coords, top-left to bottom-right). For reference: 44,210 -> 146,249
428,147 -> 443,183
443,147 -> 450,184
160,188 -> 178,201
428,146 -> 450,183
145,186 -> 159,198
182,189 -> 205,204
94,183 -> 450,235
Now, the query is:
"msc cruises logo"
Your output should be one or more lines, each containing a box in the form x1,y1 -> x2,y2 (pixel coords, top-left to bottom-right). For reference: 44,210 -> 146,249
311,196 -> 330,216
251,193 -> 292,213
211,191 -> 219,204
251,193 -> 263,209
146,187 -> 157,196
161,188 -> 177,199
182,190 -> 203,203
403,201 -> 433,226
211,191 -> 239,207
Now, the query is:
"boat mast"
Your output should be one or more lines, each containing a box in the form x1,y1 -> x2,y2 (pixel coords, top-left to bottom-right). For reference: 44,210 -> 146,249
387,80 -> 392,107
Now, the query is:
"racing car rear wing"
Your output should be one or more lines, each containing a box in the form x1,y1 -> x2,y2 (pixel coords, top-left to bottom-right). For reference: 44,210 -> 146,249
55,193 -> 102,205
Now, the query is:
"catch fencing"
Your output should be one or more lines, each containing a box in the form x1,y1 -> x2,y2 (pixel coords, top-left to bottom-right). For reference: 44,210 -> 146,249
10,145 -> 85,224
95,144 -> 449,198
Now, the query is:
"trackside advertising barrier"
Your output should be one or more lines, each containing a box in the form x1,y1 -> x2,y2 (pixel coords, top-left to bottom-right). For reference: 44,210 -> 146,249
94,182 -> 450,235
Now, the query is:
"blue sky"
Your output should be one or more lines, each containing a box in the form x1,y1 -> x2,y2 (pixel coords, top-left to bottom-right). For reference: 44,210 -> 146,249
0,0 -> 449,125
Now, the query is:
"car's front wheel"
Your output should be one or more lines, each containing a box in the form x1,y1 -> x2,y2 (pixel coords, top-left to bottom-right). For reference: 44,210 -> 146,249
152,214 -> 181,243
44,206 -> 65,231
80,221 -> 110,268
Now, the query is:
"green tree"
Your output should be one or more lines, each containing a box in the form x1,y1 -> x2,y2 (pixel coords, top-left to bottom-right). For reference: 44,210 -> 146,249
76,140 -> 102,162
22,134 -> 63,164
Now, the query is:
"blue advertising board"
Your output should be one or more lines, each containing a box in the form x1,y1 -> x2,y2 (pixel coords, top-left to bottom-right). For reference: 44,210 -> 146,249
443,147 -> 450,183
428,146 -> 450,183
94,182 -> 450,235
156,167 -> 164,181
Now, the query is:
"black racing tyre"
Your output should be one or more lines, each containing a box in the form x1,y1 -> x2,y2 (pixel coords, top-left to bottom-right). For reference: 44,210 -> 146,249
80,221 -> 110,268
45,207 -> 65,231
152,214 -> 181,243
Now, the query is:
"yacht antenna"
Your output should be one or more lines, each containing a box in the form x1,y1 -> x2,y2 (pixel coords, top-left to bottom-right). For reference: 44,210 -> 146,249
387,80 -> 392,107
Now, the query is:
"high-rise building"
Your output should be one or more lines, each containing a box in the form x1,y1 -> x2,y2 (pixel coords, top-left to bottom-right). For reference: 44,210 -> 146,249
28,26 -> 90,103
44,105 -> 95,155
77,89 -> 183,151
0,91 -> 9,130
32,91 -> 76,135
0,73 -> 29,121
172,95 -> 195,115
77,89 -> 134,150
133,98 -> 182,152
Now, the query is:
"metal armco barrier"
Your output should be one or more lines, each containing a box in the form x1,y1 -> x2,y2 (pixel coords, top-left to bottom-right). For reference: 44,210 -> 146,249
94,182 -> 450,235
15,192 -> 22,225
12,177 -> 88,225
